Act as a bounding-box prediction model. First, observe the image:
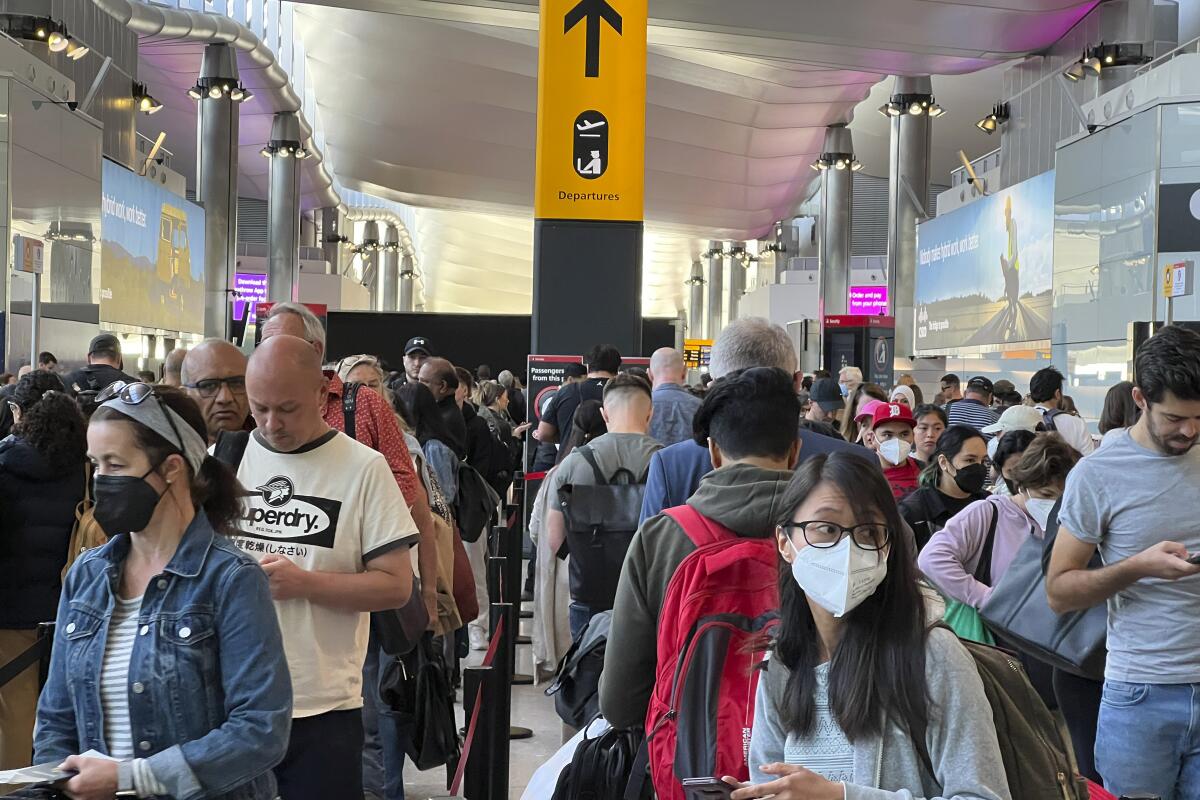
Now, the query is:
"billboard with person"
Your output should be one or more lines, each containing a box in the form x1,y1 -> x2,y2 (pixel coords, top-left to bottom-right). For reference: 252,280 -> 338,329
915,169 -> 1055,354
100,159 -> 206,334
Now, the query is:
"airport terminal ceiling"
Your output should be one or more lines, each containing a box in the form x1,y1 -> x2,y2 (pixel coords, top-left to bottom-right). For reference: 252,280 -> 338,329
135,0 -> 1099,314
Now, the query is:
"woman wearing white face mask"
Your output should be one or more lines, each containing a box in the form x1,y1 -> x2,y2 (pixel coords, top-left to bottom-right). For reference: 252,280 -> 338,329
724,453 -> 1011,800
918,433 -> 1079,613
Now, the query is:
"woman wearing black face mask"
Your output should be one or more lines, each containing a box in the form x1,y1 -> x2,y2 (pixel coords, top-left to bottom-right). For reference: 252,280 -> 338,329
30,384 -> 292,800
899,425 -> 991,552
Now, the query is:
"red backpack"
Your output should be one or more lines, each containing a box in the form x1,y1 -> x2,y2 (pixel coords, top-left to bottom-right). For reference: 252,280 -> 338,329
644,505 -> 780,800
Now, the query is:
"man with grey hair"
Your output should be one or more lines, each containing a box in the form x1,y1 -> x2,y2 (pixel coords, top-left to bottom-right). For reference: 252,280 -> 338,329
647,346 -> 700,446
638,317 -> 873,522
161,347 -> 187,387
262,302 -> 329,362
838,365 -> 863,398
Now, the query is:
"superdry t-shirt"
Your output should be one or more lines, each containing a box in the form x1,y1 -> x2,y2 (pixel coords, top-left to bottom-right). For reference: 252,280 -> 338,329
233,429 -> 418,717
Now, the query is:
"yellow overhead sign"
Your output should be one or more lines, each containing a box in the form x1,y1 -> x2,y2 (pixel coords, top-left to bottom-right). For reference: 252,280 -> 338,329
534,0 -> 647,222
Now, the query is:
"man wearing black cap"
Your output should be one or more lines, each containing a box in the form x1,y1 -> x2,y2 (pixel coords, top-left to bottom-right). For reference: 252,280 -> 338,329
946,375 -> 1000,436
64,333 -> 137,395
402,337 -> 432,385
805,377 -> 845,426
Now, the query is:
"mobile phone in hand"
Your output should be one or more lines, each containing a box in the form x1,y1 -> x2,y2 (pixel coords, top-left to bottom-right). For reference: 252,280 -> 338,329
1187,552 -> 1200,565
681,777 -> 734,799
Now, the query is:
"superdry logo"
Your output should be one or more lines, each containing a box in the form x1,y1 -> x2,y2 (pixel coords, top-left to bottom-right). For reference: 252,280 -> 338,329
237,478 -> 342,550
257,476 -> 294,507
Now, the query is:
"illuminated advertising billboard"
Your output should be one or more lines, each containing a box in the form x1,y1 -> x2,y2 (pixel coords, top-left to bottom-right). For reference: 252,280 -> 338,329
233,272 -> 268,322
100,159 -> 206,334
915,169 -> 1054,354
848,285 -> 888,315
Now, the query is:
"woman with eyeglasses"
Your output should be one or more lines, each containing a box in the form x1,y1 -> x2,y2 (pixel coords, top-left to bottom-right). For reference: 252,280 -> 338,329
725,452 -> 1009,800
899,425 -> 991,552
31,383 -> 292,800
0,371 -> 87,773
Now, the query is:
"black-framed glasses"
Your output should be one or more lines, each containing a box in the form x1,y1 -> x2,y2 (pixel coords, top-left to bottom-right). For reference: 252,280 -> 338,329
97,381 -> 186,454
184,376 -> 247,398
780,520 -> 891,551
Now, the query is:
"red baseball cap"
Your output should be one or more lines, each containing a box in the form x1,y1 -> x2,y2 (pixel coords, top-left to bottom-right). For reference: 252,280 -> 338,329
871,401 -> 916,430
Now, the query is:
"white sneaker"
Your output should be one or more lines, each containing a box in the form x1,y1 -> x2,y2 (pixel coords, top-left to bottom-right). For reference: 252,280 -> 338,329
469,625 -> 489,651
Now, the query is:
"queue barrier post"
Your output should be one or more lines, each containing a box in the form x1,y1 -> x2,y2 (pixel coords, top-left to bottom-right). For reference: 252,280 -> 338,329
459,664 -> 505,800
486,602 -> 513,795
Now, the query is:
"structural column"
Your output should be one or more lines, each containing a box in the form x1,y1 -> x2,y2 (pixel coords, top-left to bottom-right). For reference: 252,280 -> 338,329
266,112 -> 303,303
195,43 -> 242,339
819,124 -> 855,316
687,260 -> 705,339
886,76 -> 933,357
706,242 -> 724,341
399,255 -> 415,312
320,207 -> 344,275
360,220 -> 380,310
381,225 -> 400,312
728,245 -> 746,323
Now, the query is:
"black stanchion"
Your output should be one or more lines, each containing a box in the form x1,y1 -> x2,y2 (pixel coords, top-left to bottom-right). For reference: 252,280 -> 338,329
504,523 -> 535,686
487,603 -> 515,785
460,664 -> 506,800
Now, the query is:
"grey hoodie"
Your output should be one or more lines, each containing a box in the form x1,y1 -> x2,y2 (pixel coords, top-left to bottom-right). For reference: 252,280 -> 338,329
599,463 -> 793,729
753,626 -> 1012,800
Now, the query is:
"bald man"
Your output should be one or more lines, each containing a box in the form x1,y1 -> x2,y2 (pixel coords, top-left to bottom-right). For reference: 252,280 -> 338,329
418,357 -> 468,456
182,339 -> 250,443
647,346 -> 701,446
161,347 -> 187,387
240,335 -> 416,800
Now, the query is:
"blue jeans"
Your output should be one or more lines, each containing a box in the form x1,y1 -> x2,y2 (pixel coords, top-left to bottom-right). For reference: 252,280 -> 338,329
362,630 -> 412,800
568,602 -> 599,640
1095,680 -> 1200,800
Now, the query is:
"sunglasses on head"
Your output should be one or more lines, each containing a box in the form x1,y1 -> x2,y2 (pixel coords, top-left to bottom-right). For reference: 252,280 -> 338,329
97,381 -> 186,453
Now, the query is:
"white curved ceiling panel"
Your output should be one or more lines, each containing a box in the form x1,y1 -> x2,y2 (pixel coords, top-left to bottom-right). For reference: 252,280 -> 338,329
293,0 -> 1099,314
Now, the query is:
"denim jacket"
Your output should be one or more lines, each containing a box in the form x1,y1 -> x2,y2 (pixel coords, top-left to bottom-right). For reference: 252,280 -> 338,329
34,512 -> 293,800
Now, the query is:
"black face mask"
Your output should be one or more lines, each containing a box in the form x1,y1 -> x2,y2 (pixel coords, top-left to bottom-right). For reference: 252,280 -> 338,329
92,464 -> 164,535
951,463 -> 989,495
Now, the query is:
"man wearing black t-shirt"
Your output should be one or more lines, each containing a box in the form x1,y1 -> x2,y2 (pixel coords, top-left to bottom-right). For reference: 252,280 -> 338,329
534,344 -> 620,457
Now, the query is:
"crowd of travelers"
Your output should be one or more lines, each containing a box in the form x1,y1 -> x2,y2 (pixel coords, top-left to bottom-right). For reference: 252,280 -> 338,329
0,312 -> 1198,800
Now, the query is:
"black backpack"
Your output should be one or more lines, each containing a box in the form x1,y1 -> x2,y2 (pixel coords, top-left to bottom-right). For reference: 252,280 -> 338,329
379,632 -> 460,771
454,462 -> 501,543
1039,407 -> 1067,433
558,445 -> 652,610
552,723 -> 647,800
545,610 -> 611,728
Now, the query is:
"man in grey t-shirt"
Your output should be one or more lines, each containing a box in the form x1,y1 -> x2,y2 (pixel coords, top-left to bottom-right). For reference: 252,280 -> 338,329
1047,325 -> 1200,800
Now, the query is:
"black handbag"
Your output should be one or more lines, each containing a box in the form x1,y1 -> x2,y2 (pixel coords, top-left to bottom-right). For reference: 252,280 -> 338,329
379,633 -> 460,770
545,611 -> 611,728
559,447 -> 649,609
372,576 -> 430,658
979,499 -> 1107,680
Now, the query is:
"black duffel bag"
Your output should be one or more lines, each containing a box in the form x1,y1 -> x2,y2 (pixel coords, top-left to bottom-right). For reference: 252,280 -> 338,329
379,632 -> 460,770
980,499 -> 1107,680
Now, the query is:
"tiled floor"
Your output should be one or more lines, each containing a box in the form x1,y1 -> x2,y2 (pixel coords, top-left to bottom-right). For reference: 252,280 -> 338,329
404,608 -> 563,800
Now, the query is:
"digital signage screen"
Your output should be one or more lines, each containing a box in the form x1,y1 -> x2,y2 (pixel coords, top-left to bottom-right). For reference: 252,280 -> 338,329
848,285 -> 888,315
100,159 -> 206,334
233,272 -> 268,322
915,169 -> 1054,354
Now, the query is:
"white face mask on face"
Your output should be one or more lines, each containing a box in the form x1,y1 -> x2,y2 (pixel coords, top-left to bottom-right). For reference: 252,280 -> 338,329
1025,497 -> 1057,531
789,537 -> 889,618
877,438 -> 911,466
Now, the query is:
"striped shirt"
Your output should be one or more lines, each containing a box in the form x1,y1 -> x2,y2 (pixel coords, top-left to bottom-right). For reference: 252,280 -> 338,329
100,595 -> 167,798
945,399 -> 1000,438
101,595 -> 142,759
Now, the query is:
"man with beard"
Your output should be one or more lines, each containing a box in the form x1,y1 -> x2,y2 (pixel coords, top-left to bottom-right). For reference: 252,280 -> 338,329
1047,324 -> 1200,800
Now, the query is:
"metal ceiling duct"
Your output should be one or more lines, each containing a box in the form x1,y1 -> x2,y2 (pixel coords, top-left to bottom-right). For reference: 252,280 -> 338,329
92,0 -> 339,209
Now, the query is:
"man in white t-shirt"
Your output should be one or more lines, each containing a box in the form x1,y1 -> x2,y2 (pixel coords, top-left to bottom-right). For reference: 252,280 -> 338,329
239,335 -> 417,800
1029,366 -> 1095,455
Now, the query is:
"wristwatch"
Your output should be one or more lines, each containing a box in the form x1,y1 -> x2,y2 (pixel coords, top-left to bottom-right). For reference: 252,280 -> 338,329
115,760 -> 138,797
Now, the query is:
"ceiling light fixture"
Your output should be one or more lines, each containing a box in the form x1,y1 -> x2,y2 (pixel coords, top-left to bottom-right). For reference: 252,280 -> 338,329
877,92 -> 945,120
1064,42 -> 1149,82
65,40 -> 88,60
188,43 -> 252,104
811,151 -> 863,173
132,82 -> 162,115
976,102 -> 1010,135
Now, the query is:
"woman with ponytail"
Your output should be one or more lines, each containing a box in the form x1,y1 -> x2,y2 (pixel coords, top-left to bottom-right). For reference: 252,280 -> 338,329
30,382 -> 292,800
0,371 -> 87,772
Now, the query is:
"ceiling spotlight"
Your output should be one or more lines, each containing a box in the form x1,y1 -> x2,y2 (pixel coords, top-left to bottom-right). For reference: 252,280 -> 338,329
850,159 -> 864,172
812,151 -> 861,173
132,82 -> 162,114
928,103 -> 945,118
1083,53 -> 1103,75
976,102 -> 1010,135
46,31 -> 67,52
834,158 -> 848,170
65,41 -> 88,60
877,102 -> 903,118
187,86 -> 203,100
230,87 -> 244,101
188,79 -> 253,103
1063,60 -> 1086,82
908,101 -> 924,115
260,147 -> 271,158
207,85 -> 222,99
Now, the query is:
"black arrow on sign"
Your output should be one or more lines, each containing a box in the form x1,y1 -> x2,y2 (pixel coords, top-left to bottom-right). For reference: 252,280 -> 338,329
564,0 -> 622,78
